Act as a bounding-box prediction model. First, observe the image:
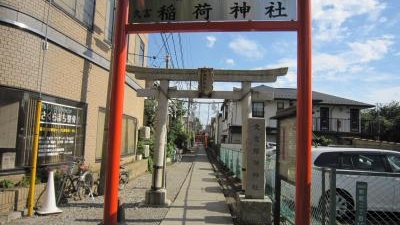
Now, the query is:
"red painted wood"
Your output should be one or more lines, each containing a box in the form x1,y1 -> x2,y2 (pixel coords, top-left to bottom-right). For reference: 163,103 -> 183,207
295,0 -> 312,224
126,21 -> 298,33
103,0 -> 128,224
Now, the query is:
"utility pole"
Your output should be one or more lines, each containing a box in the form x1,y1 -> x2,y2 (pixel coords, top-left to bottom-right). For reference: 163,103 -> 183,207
377,103 -> 380,141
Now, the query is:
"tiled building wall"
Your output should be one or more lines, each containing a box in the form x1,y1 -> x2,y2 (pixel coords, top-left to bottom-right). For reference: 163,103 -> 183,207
0,0 -> 147,167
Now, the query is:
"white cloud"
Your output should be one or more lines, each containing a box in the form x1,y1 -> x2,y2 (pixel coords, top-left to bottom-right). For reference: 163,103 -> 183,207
255,58 -> 297,87
312,0 -> 386,42
228,36 -> 265,59
365,86 -> 400,104
348,35 -> 394,62
312,35 -> 394,80
206,36 -> 216,48
255,35 -> 394,86
225,58 -> 235,66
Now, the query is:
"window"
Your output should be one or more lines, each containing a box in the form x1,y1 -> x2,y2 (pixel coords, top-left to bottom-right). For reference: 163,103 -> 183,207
277,102 -> 284,111
105,0 -> 115,42
314,152 -> 340,168
352,154 -> 385,172
0,86 -> 86,170
136,37 -> 145,66
95,109 -> 106,159
121,115 -> 137,155
350,108 -> 360,132
53,0 -> 95,29
95,108 -> 138,160
387,155 -> 400,172
252,102 -> 264,117
126,35 -> 146,66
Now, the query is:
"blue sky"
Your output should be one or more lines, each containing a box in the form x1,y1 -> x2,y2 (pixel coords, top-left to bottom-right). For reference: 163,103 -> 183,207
146,0 -> 400,126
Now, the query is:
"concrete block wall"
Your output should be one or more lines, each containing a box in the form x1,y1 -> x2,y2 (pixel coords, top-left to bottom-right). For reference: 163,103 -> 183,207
352,138 -> 400,151
0,183 -> 46,213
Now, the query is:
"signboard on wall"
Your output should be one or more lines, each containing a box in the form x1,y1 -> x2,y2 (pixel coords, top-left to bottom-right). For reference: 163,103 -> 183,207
129,0 -> 296,23
38,101 -> 84,160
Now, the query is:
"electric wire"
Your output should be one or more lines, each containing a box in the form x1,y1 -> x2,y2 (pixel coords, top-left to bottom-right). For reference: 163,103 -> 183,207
171,34 -> 180,68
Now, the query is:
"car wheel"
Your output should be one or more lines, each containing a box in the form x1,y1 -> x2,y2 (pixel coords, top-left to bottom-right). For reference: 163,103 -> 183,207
319,189 -> 354,223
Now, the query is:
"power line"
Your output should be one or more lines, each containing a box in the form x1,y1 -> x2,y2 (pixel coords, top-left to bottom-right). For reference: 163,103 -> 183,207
171,34 -> 180,68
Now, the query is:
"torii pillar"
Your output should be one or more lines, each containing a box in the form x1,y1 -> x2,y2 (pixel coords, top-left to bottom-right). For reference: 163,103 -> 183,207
145,80 -> 170,205
241,81 -> 251,192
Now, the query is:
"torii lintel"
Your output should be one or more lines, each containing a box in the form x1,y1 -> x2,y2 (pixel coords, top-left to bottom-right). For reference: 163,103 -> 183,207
126,65 -> 288,83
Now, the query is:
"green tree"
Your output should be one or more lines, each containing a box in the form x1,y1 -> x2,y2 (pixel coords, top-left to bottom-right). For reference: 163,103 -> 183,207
361,101 -> 400,142
144,99 -> 157,127
167,100 -> 189,152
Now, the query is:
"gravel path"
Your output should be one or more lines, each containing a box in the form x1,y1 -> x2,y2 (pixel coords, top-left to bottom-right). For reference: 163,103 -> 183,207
6,154 -> 196,225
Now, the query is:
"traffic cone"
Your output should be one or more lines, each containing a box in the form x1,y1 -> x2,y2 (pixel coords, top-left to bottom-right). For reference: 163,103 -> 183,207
36,171 -> 62,215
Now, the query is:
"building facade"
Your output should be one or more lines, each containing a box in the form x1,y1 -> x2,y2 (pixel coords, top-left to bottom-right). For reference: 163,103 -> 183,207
216,85 -> 374,144
0,0 -> 147,177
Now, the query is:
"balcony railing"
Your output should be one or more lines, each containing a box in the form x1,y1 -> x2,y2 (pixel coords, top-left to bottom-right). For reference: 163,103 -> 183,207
312,117 -> 361,133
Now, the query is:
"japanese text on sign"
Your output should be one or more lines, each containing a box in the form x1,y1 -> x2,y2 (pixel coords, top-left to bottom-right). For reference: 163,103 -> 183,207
245,118 -> 266,199
129,0 -> 296,23
39,101 -> 84,158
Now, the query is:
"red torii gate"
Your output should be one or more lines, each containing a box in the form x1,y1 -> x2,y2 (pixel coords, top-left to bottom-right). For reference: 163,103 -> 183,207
104,1 -> 312,225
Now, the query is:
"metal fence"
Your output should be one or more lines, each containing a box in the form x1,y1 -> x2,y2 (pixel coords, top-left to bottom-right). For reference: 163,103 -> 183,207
219,146 -> 242,180
267,167 -> 400,225
220,147 -> 400,224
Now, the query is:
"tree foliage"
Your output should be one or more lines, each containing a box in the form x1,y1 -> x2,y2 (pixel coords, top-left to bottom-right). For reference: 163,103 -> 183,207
361,101 -> 400,142
144,99 -> 157,127
167,101 -> 189,156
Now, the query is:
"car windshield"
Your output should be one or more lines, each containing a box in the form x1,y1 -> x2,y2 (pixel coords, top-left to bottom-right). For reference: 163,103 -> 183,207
387,155 -> 400,172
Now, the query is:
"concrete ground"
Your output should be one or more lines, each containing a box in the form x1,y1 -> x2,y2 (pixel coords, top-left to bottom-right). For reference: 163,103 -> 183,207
2,146 -> 233,225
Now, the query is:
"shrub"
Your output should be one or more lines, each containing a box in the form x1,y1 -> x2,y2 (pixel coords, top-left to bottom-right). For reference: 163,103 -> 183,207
0,179 -> 15,188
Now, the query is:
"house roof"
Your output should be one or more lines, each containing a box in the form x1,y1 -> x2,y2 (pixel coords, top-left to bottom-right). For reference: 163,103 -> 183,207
252,85 -> 374,108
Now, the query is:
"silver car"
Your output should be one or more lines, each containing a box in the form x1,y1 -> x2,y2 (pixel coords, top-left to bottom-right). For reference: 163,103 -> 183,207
267,147 -> 400,220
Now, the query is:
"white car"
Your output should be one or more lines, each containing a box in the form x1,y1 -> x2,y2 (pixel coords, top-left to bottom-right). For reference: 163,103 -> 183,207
266,142 -> 277,156
267,147 -> 400,220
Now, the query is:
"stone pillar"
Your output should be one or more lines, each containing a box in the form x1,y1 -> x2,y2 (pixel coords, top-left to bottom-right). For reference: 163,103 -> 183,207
145,80 -> 169,205
237,118 -> 271,224
241,81 -> 251,191
245,118 -> 266,198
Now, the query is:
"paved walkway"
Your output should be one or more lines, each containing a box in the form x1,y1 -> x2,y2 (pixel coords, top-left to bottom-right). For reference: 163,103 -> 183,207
3,146 -> 233,225
161,146 -> 233,225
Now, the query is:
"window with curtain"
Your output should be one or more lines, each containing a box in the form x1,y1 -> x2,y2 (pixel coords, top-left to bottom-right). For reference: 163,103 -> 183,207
95,109 -> 138,160
252,102 -> 264,117
104,0 -> 115,42
53,0 -> 95,29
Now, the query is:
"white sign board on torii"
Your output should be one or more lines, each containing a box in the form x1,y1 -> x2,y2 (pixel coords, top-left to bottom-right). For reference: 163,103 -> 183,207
129,0 -> 297,23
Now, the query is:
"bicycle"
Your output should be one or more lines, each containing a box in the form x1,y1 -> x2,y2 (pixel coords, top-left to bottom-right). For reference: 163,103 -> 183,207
119,165 -> 129,190
56,157 -> 94,204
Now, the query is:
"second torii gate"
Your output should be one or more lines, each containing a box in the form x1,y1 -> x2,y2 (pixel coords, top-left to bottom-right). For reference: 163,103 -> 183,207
126,65 -> 288,205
